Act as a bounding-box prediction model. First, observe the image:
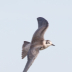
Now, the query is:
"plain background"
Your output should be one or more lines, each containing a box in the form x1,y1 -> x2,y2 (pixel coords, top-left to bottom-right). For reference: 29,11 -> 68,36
0,0 -> 72,72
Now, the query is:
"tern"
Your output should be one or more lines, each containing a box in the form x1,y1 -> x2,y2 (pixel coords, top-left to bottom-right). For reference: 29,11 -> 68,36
22,17 -> 55,72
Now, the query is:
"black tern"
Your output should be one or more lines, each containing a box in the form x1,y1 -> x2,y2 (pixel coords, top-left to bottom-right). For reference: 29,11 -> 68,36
22,17 -> 55,72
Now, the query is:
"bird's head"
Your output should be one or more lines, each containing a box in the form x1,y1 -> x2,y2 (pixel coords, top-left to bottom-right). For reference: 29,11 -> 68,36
43,40 -> 55,48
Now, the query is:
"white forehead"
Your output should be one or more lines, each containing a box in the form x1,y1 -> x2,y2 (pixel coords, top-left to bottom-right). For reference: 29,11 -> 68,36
50,41 -> 52,44
48,40 -> 52,44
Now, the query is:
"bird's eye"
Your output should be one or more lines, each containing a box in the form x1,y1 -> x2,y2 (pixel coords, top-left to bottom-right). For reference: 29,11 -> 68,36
46,41 -> 50,44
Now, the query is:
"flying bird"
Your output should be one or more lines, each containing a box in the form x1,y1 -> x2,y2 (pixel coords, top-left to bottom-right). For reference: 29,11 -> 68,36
22,17 -> 55,72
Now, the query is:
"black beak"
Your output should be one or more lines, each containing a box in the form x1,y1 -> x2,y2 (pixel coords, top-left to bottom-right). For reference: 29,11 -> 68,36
51,44 -> 55,46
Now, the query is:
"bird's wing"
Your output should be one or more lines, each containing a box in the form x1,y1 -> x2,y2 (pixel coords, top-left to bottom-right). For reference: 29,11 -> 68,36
22,41 -> 30,59
23,45 -> 42,72
31,17 -> 49,43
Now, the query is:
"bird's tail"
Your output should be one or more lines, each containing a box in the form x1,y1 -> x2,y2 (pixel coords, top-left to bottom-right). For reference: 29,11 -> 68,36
23,58 -> 35,72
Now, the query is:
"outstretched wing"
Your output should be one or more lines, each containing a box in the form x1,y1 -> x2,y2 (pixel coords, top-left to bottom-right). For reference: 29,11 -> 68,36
31,17 -> 49,43
23,45 -> 42,72
23,57 -> 36,72
22,41 -> 30,59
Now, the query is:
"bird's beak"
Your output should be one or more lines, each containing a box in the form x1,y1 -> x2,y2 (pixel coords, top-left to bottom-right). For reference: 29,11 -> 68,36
51,44 -> 55,46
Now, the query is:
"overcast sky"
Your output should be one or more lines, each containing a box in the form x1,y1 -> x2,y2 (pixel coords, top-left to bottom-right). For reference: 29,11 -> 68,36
0,0 -> 72,72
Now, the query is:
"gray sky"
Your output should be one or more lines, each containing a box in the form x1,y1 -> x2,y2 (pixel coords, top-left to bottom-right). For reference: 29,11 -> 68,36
0,0 -> 72,72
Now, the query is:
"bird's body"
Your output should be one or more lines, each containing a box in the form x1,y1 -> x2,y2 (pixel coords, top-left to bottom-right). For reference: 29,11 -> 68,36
22,17 -> 55,72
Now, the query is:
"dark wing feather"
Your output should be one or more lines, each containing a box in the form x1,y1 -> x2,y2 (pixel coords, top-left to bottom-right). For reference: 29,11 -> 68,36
23,45 -> 41,72
37,17 -> 48,28
23,57 -> 36,72
31,17 -> 49,43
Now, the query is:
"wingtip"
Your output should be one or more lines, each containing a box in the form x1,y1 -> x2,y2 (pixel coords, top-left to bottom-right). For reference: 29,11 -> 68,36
37,17 -> 45,20
37,17 -> 49,24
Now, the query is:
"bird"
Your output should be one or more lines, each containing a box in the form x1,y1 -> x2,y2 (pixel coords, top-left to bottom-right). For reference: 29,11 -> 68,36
22,17 -> 55,72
